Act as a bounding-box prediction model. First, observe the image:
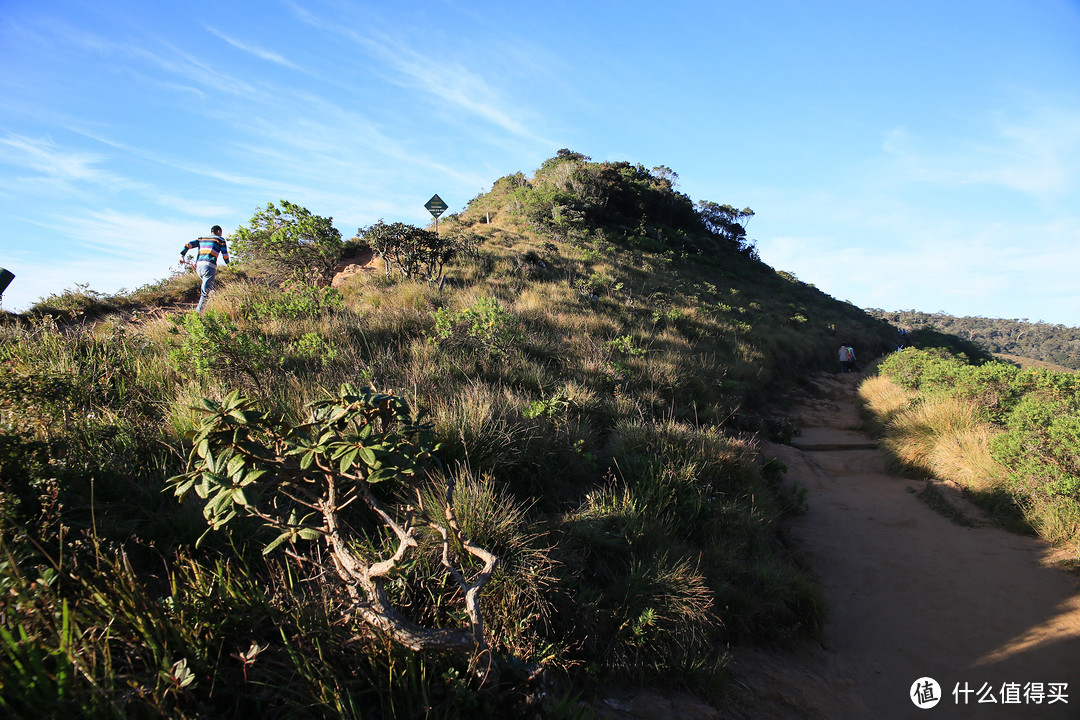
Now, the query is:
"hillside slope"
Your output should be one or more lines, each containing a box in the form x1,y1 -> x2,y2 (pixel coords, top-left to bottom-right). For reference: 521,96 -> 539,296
1,151 -> 903,717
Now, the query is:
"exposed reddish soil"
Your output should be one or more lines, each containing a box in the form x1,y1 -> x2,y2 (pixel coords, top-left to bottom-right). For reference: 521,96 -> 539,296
331,248 -> 381,287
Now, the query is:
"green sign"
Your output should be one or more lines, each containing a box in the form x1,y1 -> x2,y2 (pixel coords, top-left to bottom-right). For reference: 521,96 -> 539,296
425,194 -> 448,218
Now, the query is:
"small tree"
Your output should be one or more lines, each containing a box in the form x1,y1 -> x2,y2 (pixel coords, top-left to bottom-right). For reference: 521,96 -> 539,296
695,201 -> 755,252
167,385 -> 498,663
358,220 -> 468,281
231,200 -> 343,284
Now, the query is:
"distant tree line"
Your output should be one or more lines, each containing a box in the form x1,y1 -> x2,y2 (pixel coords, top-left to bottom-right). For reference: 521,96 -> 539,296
867,309 -> 1080,371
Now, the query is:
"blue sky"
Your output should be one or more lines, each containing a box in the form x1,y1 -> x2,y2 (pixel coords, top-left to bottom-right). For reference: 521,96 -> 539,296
2,0 -> 1079,325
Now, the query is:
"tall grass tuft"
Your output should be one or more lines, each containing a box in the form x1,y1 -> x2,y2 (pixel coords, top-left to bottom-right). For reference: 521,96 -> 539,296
880,397 -> 990,480
857,373 -> 913,433
418,468 -> 560,660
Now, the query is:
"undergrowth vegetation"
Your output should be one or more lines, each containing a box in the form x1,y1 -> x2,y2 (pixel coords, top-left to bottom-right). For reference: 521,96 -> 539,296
861,348 -> 1080,550
1,151 -> 899,718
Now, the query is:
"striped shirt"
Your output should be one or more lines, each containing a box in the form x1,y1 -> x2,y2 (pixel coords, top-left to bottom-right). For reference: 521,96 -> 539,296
182,235 -> 230,265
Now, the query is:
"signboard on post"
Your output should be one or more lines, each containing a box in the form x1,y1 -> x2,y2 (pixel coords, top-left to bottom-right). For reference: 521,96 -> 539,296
0,267 -> 12,311
425,194 -> 448,235
425,194 -> 448,218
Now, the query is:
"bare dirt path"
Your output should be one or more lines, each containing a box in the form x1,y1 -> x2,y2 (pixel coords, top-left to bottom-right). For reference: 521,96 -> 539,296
728,372 -> 1080,719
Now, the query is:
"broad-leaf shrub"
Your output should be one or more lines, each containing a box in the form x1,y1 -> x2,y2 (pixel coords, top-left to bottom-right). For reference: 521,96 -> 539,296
245,278 -> 344,321
231,200 -> 343,283
358,220 -> 474,281
168,384 -> 499,655
430,296 -> 522,359
289,332 -> 338,367
169,310 -> 272,386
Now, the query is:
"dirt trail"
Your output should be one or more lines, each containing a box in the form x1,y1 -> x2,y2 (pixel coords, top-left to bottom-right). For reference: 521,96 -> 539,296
728,372 -> 1080,720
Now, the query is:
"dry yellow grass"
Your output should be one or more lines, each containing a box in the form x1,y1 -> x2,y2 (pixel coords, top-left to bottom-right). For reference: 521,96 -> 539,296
924,424 -> 1002,490
869,384 -> 1004,489
511,285 -> 561,317
858,374 -> 910,417
993,352 -> 1076,374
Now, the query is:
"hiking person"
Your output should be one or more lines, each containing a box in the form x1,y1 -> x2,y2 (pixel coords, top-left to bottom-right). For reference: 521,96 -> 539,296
847,345 -> 858,373
181,225 -> 229,312
838,345 -> 851,373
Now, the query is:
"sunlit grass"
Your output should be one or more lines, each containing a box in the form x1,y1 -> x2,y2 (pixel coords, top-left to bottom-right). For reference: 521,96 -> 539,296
0,174 -> 910,714
878,394 -> 1001,485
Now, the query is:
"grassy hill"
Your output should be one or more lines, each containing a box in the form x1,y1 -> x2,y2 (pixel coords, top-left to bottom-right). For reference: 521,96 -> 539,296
1,151 -> 900,718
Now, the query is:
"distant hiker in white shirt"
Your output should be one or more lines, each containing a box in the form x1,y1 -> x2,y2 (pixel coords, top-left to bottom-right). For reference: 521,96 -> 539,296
839,345 -> 852,373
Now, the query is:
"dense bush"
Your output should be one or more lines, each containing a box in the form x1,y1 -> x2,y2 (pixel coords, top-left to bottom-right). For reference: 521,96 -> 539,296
231,200 -> 343,284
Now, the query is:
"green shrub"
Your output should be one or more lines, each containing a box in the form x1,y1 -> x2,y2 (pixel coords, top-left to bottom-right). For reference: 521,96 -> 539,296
430,296 -> 523,359
245,278 -> 343,321
168,310 -> 273,387
358,220 -> 474,281
604,334 -> 646,358
289,331 -> 338,367
231,200 -> 343,283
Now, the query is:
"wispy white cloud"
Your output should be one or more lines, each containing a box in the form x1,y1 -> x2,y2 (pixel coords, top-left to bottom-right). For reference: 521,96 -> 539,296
0,133 -> 111,184
140,43 -> 269,103
235,89 -> 491,188
883,104 -> 1080,197
59,208 -> 192,257
204,26 -> 299,69
62,126 -> 289,193
362,33 -> 541,140
0,130 -> 244,219
34,19 -> 275,107
287,5 -> 551,145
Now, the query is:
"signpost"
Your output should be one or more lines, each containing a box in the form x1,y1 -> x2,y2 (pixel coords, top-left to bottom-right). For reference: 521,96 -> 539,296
425,194 -> 448,235
0,267 -> 13,310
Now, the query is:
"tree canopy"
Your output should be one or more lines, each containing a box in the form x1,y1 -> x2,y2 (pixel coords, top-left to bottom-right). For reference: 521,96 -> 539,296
231,200 -> 343,283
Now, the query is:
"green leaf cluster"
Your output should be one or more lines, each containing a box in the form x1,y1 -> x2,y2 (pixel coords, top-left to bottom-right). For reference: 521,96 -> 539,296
231,200 -> 343,283
245,278 -> 344,321
429,296 -> 522,359
168,310 -> 272,386
605,334 -> 646,358
167,384 -> 441,550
